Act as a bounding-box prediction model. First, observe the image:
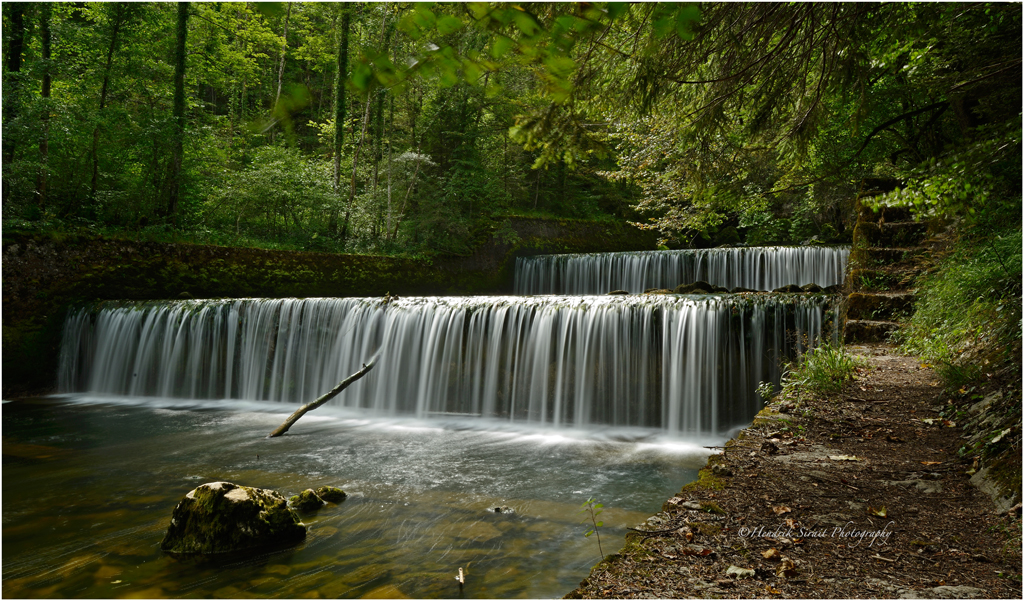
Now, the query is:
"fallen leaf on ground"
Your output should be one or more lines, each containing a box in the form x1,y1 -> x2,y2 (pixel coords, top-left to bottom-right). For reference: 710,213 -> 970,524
868,506 -> 887,517
829,455 -> 861,462
772,505 -> 792,515
762,547 -> 781,560
920,461 -> 943,466
776,558 -> 797,578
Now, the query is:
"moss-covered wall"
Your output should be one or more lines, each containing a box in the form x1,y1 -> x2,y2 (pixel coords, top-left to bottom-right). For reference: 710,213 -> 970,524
2,217 -> 657,395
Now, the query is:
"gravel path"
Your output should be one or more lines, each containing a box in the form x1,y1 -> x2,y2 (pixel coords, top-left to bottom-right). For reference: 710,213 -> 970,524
566,343 -> 1022,599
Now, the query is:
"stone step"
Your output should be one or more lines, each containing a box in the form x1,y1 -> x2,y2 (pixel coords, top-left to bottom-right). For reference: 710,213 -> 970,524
847,268 -> 917,293
846,291 -> 916,321
853,221 -> 929,248
844,319 -> 900,344
858,204 -> 914,224
851,246 -> 926,268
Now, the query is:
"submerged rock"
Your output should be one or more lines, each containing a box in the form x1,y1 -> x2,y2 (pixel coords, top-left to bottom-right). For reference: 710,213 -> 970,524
315,486 -> 348,503
161,482 -> 306,555
289,488 -> 326,511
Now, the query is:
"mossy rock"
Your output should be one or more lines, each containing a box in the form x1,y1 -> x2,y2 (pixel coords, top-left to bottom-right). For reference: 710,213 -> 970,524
315,486 -> 348,503
289,488 -> 326,511
160,482 -> 306,555
606,289 -> 629,295
800,283 -> 823,293
772,284 -> 804,293
674,281 -> 727,294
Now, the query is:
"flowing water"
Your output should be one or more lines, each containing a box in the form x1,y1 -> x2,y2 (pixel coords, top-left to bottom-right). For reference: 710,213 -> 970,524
514,246 -> 850,295
58,294 -> 837,435
3,396 -> 711,599
5,246 -> 845,598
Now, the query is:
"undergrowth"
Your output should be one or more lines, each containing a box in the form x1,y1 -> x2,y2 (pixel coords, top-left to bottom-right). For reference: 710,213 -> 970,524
783,343 -> 863,395
893,228 -> 1022,389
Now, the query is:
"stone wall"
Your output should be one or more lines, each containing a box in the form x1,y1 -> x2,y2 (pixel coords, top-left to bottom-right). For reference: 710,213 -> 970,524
2,217 -> 657,395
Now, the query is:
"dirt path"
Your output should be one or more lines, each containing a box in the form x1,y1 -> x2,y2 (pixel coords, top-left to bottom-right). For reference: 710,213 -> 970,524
567,343 -> 1022,599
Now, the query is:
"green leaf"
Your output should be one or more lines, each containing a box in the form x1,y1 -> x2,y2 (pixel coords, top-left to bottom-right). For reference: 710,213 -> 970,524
512,10 -> 541,37
606,3 -> 629,21
437,15 -> 463,35
252,2 -> 285,19
490,34 -> 515,59
352,61 -> 374,92
544,55 -> 576,79
675,5 -> 702,41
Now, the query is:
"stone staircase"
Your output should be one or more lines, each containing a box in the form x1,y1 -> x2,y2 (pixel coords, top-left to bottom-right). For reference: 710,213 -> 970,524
843,180 -> 947,343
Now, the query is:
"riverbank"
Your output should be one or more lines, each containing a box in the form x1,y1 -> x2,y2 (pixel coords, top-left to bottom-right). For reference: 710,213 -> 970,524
567,343 -> 1022,599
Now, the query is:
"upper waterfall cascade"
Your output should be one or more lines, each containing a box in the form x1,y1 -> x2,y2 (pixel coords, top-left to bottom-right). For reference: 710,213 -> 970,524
59,294 -> 838,436
514,246 -> 850,295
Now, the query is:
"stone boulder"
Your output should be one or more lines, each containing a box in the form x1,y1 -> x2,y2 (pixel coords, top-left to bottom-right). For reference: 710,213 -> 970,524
315,486 -> 348,503
160,482 -> 306,555
289,488 -> 326,511
772,284 -> 804,293
674,281 -> 728,294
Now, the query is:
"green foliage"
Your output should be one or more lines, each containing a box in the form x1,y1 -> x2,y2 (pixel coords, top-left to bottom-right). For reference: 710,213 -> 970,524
756,381 -> 776,403
2,2 -> 1019,257
783,343 -> 864,396
204,145 -> 337,249
894,229 -> 1022,388
578,497 -> 605,558
870,118 -> 1022,226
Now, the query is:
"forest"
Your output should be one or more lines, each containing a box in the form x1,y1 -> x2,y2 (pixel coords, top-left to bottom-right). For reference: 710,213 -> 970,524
2,1 -> 1022,375
2,2 -> 1017,251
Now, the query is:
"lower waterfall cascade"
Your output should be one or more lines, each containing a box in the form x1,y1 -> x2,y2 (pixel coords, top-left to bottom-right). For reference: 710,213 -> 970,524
59,294 -> 839,436
514,246 -> 850,295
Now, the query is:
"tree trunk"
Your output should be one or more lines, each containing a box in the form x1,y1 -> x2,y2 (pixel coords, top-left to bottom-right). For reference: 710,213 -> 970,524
167,2 -> 189,225
2,3 -> 26,203
390,157 -> 422,242
341,96 -> 372,240
268,353 -> 379,437
330,6 -> 350,234
274,3 -> 291,107
37,3 -> 53,211
341,11 -> 388,242
91,3 -> 128,206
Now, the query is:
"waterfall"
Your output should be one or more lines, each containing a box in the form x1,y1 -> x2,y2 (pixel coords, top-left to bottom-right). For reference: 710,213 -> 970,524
513,246 -> 850,295
59,295 -> 838,435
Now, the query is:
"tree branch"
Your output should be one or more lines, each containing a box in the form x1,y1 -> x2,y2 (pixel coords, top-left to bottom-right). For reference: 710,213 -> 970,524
268,351 -> 380,438
851,101 -> 948,160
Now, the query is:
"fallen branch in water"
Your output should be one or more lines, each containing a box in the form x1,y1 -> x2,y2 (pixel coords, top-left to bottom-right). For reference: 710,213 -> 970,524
268,352 -> 379,438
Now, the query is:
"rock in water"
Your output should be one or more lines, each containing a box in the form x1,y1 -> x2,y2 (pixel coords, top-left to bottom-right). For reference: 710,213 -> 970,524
160,482 -> 306,555
289,488 -> 326,511
315,486 -> 348,503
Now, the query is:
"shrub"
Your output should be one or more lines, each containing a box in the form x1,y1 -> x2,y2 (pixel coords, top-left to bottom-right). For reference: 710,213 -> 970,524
894,228 -> 1022,388
783,343 -> 862,395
